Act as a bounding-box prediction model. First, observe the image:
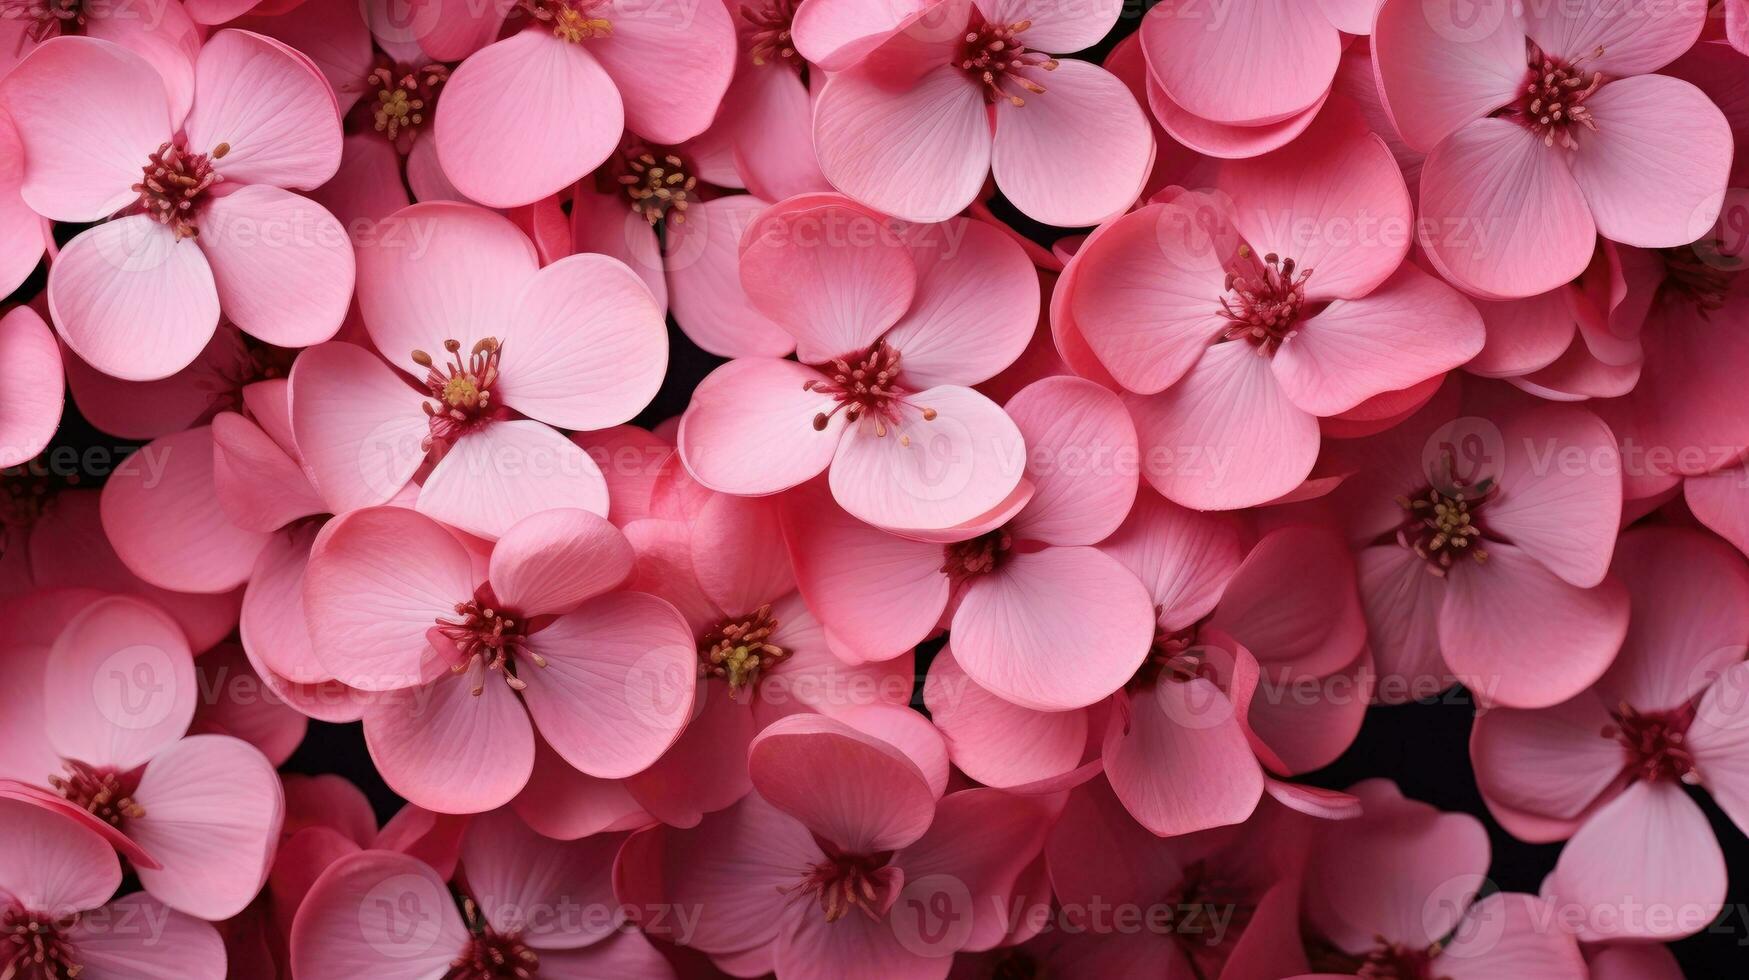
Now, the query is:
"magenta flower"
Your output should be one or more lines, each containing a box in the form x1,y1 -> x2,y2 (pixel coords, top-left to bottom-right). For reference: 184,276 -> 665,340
301,505 -> 697,812
1474,526 -> 1749,941
0,31 -> 355,380
1375,0 -> 1730,298
679,194 -> 1037,536
802,0 -> 1154,225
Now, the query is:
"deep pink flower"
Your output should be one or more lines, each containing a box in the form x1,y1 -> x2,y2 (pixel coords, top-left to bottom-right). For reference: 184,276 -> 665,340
0,796 -> 226,979
1139,0 -> 1377,158
1473,526 -> 1749,941
426,0 -> 738,208
0,593 -> 285,920
802,0 -> 1154,225
1296,780 -> 1586,979
1068,108 -> 1483,509
679,195 -> 1037,536
1374,0 -> 1730,298
0,31 -> 354,380
293,806 -> 673,979
301,505 -> 697,812
292,201 -> 668,541
620,714 -> 1052,978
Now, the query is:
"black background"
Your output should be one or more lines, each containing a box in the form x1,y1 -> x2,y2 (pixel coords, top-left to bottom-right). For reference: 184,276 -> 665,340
10,5 -> 1746,975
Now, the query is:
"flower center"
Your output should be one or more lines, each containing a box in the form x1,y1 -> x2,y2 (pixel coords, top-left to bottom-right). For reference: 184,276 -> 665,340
1396,464 -> 1494,576
1657,244 -> 1738,315
412,338 -> 503,450
941,527 -> 1013,588
1130,613 -> 1214,689
134,140 -> 227,240
1218,246 -> 1311,354
368,64 -> 449,145
957,17 -> 1056,106
786,853 -> 897,923
1513,48 -> 1603,150
2,907 -> 80,980
437,593 -> 544,695
1164,860 -> 1254,957
1306,936 -> 1447,980
742,0 -> 801,69
0,458 -> 77,540
50,759 -> 144,826
1603,702 -> 1697,783
0,0 -> 85,44
698,604 -> 788,702
804,341 -> 935,437
616,147 -> 698,226
519,0 -> 610,42
445,896 -> 540,979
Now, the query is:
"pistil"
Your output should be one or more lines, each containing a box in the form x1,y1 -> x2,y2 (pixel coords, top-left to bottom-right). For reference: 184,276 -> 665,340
436,594 -> 541,695
134,141 -> 227,240
412,338 -> 503,449
941,528 -> 1013,588
1218,246 -> 1310,355
958,18 -> 1056,106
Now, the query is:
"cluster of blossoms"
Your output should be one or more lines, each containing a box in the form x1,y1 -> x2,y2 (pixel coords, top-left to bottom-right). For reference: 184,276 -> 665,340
1,0 -> 1748,976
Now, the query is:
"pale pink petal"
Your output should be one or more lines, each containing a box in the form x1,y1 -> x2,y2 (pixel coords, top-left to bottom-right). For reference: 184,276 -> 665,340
1104,676 -> 1266,836
232,0 -> 373,111
303,506 -> 473,691
100,425 -> 271,593
1546,780 -> 1726,941
289,850 -> 469,979
309,133 -> 411,229
1218,107 -> 1412,302
814,64 -> 990,224
1212,528 -> 1367,678
690,493 -> 793,616
678,358 -> 839,496
922,647 -> 1087,789
0,117 -> 44,296
1436,893 -> 1588,980
0,36 -> 170,221
1140,0 -> 1338,126
1440,546 -> 1627,709
1098,490 -> 1244,628
666,195 -> 795,359
83,0 -> 202,123
459,808 -> 621,948
0,795 -> 121,914
196,186 -> 352,348
1370,0 -> 1528,152
1568,74 -> 1733,249
48,217 -> 219,382
881,217 -> 1037,388
1356,545 -> 1452,703
1147,68 -> 1329,159
512,738 -> 650,840
45,595 -> 196,771
519,592 -> 697,778
1686,466 -> 1749,561
364,668 -> 535,813
416,421 -> 609,542
211,412 -> 325,533
1417,119 -> 1595,299
68,893 -> 225,980
287,342 -> 427,512
191,646 -> 306,765
1067,201 -> 1230,395
748,714 -> 935,852
1522,0 -> 1705,75
621,679 -> 756,827
1599,527 -> 1749,713
952,547 -> 1154,711
992,59 -> 1152,227
538,927 -> 678,979
1273,264 -> 1484,416
435,31 -> 623,208
1470,692 -> 1621,836
827,386 -> 1024,534
726,65 -> 830,202
1485,405 -> 1622,588
489,509 -> 632,616
1127,340 -> 1321,510
184,30 -> 342,189
1469,290 -> 1579,377
586,0 -> 736,144
789,0 -> 933,70
495,253 -> 665,429
1006,377 -> 1138,546
129,734 -> 283,920
0,307 -> 62,468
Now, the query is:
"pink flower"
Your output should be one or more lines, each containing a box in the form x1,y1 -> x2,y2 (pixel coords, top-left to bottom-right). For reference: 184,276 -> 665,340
292,201 -> 668,541
0,796 -> 226,980
0,31 -> 355,380
0,111 -> 47,296
1067,108 -> 1483,509
292,806 -> 674,979
704,0 -> 833,203
802,0 -> 1154,225
619,714 -> 1052,978
0,593 -> 285,920
428,0 -> 738,208
787,376 -> 1154,709
679,195 -> 1036,536
1473,526 -> 1749,941
0,306 -> 62,469
1374,0 -> 1730,298
1320,389 -> 1627,709
1297,779 -> 1586,979
300,505 -> 698,812
1139,0 -> 1376,159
